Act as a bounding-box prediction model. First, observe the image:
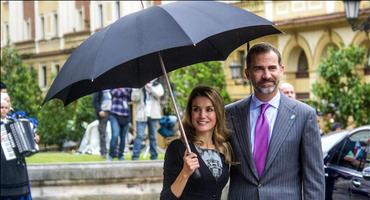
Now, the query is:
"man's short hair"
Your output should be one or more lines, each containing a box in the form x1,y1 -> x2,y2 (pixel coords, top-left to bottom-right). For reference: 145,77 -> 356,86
246,42 -> 282,69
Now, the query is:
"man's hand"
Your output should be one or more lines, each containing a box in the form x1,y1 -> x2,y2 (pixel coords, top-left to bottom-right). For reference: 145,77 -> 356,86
99,111 -> 108,118
145,82 -> 153,92
34,133 -> 40,144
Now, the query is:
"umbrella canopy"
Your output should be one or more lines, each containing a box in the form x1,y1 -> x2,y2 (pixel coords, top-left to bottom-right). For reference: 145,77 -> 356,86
44,1 -> 281,105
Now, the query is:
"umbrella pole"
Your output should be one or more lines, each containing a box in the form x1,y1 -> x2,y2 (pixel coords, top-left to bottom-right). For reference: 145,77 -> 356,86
157,53 -> 192,153
158,52 -> 201,179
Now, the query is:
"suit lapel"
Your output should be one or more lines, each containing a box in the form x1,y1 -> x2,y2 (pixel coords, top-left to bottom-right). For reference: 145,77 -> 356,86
231,97 -> 259,179
263,95 -> 296,175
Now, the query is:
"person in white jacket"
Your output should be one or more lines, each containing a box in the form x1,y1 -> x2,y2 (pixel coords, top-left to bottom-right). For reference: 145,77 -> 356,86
131,79 -> 164,160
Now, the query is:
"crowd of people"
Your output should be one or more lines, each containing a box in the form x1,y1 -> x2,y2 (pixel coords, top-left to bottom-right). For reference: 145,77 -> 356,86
92,79 -> 165,161
2,42 -> 332,200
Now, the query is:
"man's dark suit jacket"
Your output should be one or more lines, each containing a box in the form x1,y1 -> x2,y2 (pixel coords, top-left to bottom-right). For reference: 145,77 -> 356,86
160,139 -> 229,200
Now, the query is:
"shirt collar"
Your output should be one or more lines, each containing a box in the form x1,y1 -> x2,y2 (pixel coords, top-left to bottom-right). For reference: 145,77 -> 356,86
251,91 -> 281,110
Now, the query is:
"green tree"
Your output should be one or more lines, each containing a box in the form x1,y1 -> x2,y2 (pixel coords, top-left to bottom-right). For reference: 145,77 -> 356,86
69,95 -> 95,142
166,61 -> 230,113
0,48 -> 42,118
1,48 -> 95,149
37,100 -> 75,149
312,45 -> 370,130
38,74 -> 95,149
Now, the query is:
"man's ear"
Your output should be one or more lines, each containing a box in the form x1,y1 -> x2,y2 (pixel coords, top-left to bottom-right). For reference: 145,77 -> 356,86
280,64 -> 285,73
244,68 -> 250,80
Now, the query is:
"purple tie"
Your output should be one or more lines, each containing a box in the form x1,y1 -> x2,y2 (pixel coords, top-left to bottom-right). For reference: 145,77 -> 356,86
253,103 -> 270,177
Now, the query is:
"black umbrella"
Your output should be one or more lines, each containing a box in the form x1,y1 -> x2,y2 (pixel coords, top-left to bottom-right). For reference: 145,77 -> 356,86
44,1 -> 281,164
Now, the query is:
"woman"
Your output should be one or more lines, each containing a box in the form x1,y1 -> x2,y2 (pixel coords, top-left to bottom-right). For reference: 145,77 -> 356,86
160,86 -> 233,200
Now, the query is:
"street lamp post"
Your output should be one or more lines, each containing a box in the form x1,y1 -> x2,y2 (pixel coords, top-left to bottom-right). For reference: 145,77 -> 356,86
343,0 -> 370,33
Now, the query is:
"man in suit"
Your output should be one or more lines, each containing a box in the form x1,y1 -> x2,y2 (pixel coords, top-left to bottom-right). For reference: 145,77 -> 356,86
226,43 -> 325,199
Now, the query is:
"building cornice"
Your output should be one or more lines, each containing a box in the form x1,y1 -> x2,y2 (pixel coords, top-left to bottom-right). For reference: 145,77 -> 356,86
13,39 -> 34,46
20,48 -> 74,59
63,30 -> 91,38
274,8 -> 370,30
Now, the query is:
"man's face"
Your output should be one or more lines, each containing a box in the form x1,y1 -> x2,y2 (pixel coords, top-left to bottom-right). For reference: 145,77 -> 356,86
245,51 -> 284,99
280,86 -> 296,99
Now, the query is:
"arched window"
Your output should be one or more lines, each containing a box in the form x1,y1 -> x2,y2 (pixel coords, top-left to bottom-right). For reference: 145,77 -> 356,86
296,50 -> 309,78
322,44 -> 338,59
39,64 -> 48,88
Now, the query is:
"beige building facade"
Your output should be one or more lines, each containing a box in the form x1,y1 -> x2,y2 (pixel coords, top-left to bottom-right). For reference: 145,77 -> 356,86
1,1 -> 369,101
1,1 -> 159,91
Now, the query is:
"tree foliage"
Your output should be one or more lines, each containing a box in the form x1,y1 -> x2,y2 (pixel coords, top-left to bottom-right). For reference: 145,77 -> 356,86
70,95 -> 95,141
37,76 -> 95,148
37,100 -> 74,148
38,95 -> 95,148
165,61 -> 230,113
1,48 -> 42,118
1,47 -> 95,149
312,45 -> 370,129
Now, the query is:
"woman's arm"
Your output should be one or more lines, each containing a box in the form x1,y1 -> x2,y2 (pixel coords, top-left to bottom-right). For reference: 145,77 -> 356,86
170,152 -> 199,198
160,140 -> 199,199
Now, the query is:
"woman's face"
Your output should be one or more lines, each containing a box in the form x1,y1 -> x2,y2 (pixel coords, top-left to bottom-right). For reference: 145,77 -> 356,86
191,96 -> 217,136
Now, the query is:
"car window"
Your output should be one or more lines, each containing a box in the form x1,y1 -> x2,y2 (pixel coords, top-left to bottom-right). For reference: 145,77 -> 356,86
350,130 -> 369,143
328,129 -> 370,171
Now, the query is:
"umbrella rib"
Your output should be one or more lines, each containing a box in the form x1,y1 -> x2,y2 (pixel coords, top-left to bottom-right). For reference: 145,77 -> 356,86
135,57 -> 142,86
91,25 -> 113,80
203,38 -> 226,59
158,7 -> 196,45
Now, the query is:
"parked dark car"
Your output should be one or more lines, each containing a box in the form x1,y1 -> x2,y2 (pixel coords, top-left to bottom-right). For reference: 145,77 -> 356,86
323,125 -> 370,200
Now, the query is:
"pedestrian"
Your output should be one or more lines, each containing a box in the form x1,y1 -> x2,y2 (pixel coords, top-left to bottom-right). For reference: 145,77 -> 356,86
160,86 -> 233,200
108,87 -> 132,161
226,42 -> 325,199
1,93 -> 40,200
92,89 -> 111,158
327,113 -> 342,132
279,82 -> 296,99
131,79 -> 164,160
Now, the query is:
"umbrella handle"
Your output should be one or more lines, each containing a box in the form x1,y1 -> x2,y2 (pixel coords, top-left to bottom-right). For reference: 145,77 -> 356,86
158,52 -> 201,179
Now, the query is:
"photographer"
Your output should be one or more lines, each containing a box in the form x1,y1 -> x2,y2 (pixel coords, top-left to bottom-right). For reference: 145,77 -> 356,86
131,79 -> 164,160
